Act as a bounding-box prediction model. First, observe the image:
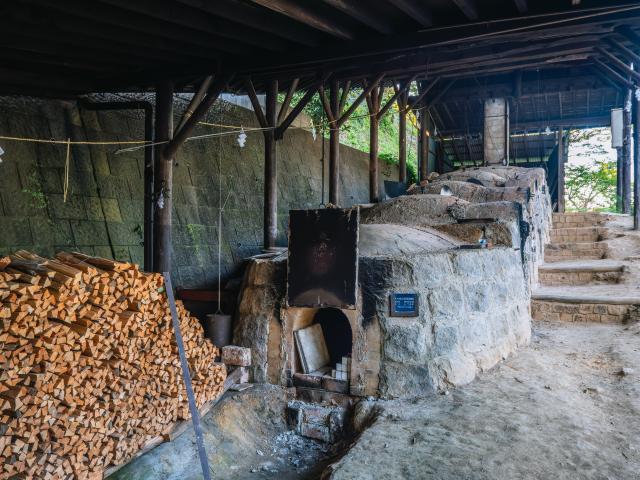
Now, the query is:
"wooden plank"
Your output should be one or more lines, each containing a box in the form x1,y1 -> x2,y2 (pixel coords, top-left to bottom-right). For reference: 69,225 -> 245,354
294,324 -> 330,374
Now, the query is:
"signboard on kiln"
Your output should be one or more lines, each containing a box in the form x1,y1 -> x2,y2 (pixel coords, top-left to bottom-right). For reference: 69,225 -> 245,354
287,207 -> 359,309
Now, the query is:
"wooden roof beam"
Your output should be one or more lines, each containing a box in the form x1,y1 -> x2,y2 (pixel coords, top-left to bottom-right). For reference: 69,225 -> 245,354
165,72 -> 235,159
177,0 -> 321,47
385,0 -> 433,27
24,0 -> 249,54
606,38 -> 640,67
451,0 -> 479,21
322,0 -> 394,35
592,57 -> 635,88
513,0 -> 528,14
96,0 -> 289,51
248,0 -> 355,40
596,47 -> 640,82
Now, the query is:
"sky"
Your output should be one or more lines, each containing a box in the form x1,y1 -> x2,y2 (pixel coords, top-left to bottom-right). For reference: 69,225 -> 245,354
567,127 -> 617,167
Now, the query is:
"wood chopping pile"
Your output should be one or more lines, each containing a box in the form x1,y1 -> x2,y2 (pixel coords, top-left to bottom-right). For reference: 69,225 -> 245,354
0,251 -> 225,479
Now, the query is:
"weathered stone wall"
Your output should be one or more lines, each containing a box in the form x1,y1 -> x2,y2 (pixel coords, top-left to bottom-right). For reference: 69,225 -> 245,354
422,166 -> 553,285
234,224 -> 531,398
362,246 -> 530,397
0,96 -> 397,288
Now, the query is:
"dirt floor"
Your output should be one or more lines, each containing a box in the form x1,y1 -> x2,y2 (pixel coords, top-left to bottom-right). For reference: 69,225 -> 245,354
328,321 -> 640,480
111,321 -> 639,480
109,385 -> 347,480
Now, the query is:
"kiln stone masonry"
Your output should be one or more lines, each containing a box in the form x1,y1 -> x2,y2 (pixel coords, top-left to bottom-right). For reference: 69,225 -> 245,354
0,96 -> 396,288
234,170 -> 546,398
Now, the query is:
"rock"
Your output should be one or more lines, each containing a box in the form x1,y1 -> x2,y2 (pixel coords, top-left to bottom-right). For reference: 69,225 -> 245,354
222,345 -> 252,367
621,367 -> 634,376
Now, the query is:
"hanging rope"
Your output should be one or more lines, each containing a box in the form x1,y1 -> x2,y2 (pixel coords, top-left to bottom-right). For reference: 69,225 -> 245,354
63,138 -> 71,203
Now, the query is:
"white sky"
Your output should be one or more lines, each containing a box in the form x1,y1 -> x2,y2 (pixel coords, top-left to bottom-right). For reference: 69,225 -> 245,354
568,127 -> 617,167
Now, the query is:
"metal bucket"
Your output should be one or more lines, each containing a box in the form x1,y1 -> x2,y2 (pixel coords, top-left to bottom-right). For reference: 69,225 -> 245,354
204,313 -> 232,347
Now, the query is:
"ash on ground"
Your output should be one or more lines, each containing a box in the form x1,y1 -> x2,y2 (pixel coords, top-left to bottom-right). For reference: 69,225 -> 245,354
248,430 -> 345,478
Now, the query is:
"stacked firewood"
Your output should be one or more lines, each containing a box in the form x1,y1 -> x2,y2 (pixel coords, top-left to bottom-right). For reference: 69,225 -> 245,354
0,251 -> 226,479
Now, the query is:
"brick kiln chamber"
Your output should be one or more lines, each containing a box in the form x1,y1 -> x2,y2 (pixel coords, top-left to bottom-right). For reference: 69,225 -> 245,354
234,167 -> 552,399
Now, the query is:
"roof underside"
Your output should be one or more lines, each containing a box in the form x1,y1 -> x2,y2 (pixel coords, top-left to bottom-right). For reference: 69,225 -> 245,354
4,0 -> 640,162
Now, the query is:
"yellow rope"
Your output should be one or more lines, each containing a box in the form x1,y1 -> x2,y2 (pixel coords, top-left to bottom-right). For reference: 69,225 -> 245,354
63,139 -> 71,203
0,135 -> 148,145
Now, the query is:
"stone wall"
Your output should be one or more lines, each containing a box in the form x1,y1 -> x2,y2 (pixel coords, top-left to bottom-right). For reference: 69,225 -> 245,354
362,246 -> 530,397
0,96 -> 397,288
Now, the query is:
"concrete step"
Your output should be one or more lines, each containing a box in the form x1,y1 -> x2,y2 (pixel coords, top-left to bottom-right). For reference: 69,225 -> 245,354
544,241 -> 607,262
549,226 -> 605,244
552,212 -> 611,229
538,260 -> 625,286
531,285 -> 640,323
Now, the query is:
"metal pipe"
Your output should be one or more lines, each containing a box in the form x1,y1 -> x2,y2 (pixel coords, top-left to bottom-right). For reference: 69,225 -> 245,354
79,98 -> 155,272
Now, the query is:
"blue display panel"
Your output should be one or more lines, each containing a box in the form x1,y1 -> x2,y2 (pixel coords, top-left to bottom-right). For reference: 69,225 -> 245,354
389,293 -> 419,317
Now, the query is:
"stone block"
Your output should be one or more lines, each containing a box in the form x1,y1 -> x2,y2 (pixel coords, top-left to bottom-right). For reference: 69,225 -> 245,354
107,222 -> 141,245
70,221 -> 108,246
382,320 -> 428,364
94,245 -> 114,259
117,198 -> 144,223
29,218 -> 74,246
49,194 -> 87,220
378,362 -> 435,397
84,197 -> 105,221
221,345 -> 251,367
0,217 -> 32,245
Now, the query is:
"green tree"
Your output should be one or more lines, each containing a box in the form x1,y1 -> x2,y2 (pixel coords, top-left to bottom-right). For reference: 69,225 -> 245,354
565,160 -> 617,212
283,88 -> 419,183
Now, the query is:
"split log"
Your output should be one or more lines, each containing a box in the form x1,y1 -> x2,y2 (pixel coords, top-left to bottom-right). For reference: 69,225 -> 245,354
0,251 -> 226,479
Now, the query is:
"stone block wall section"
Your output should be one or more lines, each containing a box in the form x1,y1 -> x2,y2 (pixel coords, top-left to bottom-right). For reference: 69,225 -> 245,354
531,301 -> 632,323
0,96 -> 397,287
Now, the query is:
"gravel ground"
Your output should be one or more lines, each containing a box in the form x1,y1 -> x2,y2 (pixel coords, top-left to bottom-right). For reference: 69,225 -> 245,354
327,322 -> 640,480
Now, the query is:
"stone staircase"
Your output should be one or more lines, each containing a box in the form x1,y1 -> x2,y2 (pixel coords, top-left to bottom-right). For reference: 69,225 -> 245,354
532,212 -> 639,324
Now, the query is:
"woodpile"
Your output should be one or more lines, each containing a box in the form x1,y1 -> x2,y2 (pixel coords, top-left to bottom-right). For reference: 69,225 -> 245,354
0,251 -> 226,479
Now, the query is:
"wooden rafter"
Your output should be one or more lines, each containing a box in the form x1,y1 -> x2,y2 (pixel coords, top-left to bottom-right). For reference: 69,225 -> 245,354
322,0 -> 393,35
277,77 -> 300,124
385,0 -> 433,27
247,0 -> 355,39
177,0 -> 321,46
596,47 -> 640,82
513,0 -> 528,14
451,0 -> 479,21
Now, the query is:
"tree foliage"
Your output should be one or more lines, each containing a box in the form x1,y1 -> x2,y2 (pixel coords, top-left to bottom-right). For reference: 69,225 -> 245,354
565,128 -> 618,212
565,160 -> 617,212
284,88 -> 419,184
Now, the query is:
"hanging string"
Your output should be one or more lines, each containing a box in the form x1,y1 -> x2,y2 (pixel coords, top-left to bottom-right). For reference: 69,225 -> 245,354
0,135 -> 148,146
63,138 -> 71,203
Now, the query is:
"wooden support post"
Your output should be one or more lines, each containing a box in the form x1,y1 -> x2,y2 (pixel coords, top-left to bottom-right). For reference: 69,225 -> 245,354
143,110 -> 154,272
634,87 -> 640,230
264,79 -> 278,250
418,108 -> 429,181
398,89 -> 408,183
557,127 -> 565,213
368,86 -> 381,203
329,79 -> 340,205
153,81 -> 174,274
617,146 -> 623,213
399,103 -> 407,183
623,88 -> 633,215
